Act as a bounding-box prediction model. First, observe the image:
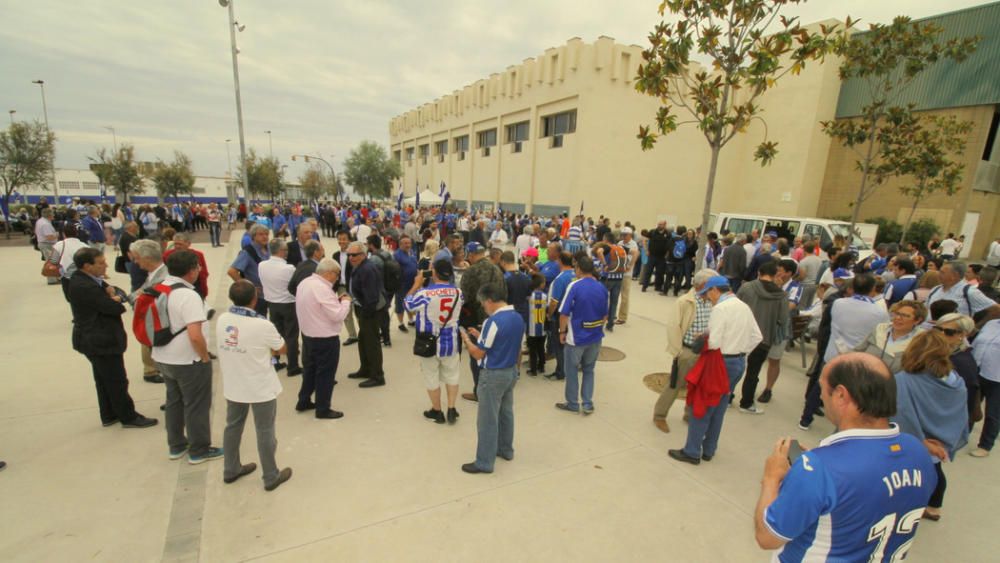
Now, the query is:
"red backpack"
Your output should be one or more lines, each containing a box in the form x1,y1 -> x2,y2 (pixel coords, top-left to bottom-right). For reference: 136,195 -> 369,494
133,282 -> 189,347
606,244 -> 629,274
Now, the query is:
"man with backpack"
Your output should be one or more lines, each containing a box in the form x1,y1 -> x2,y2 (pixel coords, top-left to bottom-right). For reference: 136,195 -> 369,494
596,232 -> 628,331
366,234 -> 401,348
152,250 -> 223,464
227,224 -> 270,317
665,226 -> 688,297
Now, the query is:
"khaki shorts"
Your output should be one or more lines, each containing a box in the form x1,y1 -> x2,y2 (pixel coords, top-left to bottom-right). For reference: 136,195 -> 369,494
421,353 -> 461,389
767,340 -> 786,360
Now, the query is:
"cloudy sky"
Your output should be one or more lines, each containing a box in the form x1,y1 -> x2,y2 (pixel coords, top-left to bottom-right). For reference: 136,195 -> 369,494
0,0 -> 990,183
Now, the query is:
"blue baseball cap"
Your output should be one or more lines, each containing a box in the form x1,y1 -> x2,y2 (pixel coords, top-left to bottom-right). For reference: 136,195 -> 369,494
833,268 -> 855,280
697,276 -> 730,295
465,241 -> 485,254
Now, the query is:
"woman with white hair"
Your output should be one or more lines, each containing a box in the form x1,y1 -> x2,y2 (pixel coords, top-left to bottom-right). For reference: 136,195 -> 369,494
933,313 -> 981,432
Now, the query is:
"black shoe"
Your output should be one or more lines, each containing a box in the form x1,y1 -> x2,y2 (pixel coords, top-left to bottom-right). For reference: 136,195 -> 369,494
701,454 -> 714,462
461,463 -> 491,474
122,415 -> 158,429
544,372 -> 565,381
316,410 -> 344,419
447,408 -> 459,424
641,287 -> 648,293
757,389 -> 773,404
347,371 -> 368,379
102,418 -> 120,427
407,320 -> 416,327
144,374 -> 165,384
273,361 -> 287,371
295,401 -> 316,412
814,406 -> 825,417
265,467 -> 293,491
398,324 -> 409,333
287,367 -> 303,377
382,340 -> 392,348
424,409 -> 446,424
223,462 -> 257,484
668,449 -> 701,465
160,403 -> 166,411
526,369 -> 537,376
359,378 -> 385,388
344,337 -> 358,346
208,351 -> 217,359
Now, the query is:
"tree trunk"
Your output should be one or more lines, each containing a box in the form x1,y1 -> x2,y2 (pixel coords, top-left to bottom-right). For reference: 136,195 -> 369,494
899,196 -> 920,245
695,142 -> 722,272
849,118 -> 880,238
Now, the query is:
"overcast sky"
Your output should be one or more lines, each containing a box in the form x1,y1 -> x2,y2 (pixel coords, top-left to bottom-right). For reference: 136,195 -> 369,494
0,0 -> 990,183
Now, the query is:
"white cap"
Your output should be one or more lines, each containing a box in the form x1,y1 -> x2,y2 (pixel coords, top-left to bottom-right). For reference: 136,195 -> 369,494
621,227 -> 633,235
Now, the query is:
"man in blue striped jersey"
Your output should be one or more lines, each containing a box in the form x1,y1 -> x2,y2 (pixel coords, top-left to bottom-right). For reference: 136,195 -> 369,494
556,253 -> 609,415
404,260 -> 464,424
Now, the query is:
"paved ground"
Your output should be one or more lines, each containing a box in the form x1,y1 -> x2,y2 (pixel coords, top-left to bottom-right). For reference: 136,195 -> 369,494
0,231 -> 996,562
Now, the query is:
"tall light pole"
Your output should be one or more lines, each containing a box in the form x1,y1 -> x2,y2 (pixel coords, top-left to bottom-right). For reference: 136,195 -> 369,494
220,0 -> 250,204
265,130 -> 272,158
224,139 -> 233,177
31,80 -> 58,200
7,110 -> 14,125
103,126 -> 117,151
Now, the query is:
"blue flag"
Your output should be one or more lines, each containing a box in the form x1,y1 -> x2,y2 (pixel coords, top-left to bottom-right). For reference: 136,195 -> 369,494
439,180 -> 447,197
396,181 -> 404,210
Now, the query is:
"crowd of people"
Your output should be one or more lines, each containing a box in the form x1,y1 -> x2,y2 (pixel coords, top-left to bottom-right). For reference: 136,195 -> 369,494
19,194 -> 1000,560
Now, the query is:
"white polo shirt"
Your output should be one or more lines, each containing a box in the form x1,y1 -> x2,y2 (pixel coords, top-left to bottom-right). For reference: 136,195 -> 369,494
216,309 -> 284,403
151,276 -> 208,365
258,256 -> 296,304
707,293 -> 762,355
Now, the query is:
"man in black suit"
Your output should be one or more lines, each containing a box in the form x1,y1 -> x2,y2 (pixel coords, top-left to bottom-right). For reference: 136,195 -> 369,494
68,247 -> 157,429
332,231 -> 358,345
286,222 -> 316,267
289,240 -> 324,296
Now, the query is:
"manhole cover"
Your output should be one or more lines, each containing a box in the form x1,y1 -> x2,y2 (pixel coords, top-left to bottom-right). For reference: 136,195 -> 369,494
643,372 -> 670,393
598,346 -> 626,362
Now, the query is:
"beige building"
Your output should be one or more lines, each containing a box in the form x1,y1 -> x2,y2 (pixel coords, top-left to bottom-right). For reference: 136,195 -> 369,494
389,29 -> 843,229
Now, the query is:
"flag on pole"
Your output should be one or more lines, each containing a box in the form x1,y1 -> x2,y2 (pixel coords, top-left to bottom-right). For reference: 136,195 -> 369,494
396,181 -> 404,210
439,180 -> 447,197
579,200 -> 584,216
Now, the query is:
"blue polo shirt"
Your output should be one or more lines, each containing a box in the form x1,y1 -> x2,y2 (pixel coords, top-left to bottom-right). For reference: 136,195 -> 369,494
231,243 -> 270,287
540,259 -> 560,285
559,276 -> 609,346
548,269 -> 575,317
478,306 -> 525,369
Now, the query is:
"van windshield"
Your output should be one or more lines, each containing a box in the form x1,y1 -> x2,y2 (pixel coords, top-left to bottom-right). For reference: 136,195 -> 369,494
829,223 -> 871,249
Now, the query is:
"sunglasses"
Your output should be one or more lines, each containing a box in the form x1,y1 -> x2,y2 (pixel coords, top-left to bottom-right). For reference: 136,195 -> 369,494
933,326 -> 962,337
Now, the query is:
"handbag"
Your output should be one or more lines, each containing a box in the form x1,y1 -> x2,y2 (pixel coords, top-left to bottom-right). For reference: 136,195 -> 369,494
114,255 -> 128,274
413,292 -> 457,358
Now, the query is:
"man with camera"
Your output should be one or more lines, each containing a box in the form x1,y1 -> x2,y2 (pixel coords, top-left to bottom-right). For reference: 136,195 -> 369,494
404,259 -> 464,424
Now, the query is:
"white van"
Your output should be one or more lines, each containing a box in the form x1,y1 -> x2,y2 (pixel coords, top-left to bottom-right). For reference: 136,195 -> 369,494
709,213 -> 876,260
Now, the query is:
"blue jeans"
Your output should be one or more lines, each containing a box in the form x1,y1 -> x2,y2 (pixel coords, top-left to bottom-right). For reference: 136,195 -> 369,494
475,367 -> 518,471
603,279 -> 622,329
564,341 -> 601,410
683,355 -> 745,459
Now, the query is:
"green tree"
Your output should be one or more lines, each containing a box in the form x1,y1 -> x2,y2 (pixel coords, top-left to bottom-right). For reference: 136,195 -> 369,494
236,149 -> 284,203
151,151 -> 196,205
298,164 -> 332,201
635,0 -> 840,267
343,141 -> 401,201
89,144 -> 145,205
821,16 -> 978,233
0,120 -> 55,238
888,114 -> 972,244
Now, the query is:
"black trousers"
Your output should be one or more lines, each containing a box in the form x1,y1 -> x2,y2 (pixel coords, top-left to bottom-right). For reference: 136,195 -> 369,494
86,353 -> 139,424
928,462 -> 947,509
356,309 -> 384,381
255,293 -> 268,317
739,342 -> 772,408
527,336 -> 546,372
644,257 -> 667,291
665,261 -> 685,295
300,335 -> 340,414
379,306 -> 391,344
268,302 -> 300,370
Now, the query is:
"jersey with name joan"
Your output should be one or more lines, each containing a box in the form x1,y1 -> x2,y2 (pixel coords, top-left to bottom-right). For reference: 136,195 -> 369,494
765,426 -> 936,563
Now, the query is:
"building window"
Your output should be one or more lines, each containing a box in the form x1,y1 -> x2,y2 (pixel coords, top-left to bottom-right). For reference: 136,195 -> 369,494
454,135 -> 469,161
59,181 -> 79,190
81,182 -> 100,191
477,128 -> 497,157
405,147 -> 414,167
983,109 -> 1000,162
393,150 -> 401,163
435,140 -> 448,163
419,144 -> 429,165
542,110 -> 577,149
506,121 -> 529,153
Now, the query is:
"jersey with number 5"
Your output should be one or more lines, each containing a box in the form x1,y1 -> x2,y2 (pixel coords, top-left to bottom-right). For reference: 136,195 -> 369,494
404,283 -> 464,357
764,426 -> 936,562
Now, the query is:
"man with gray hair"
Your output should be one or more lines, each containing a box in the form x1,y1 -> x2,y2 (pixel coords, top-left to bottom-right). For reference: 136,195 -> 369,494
346,241 -> 387,387
129,238 -> 168,383
259,238 -> 301,376
35,207 -> 60,285
652,268 -> 718,433
296,258 -> 353,418
228,223 -> 271,316
926,261 -> 1000,319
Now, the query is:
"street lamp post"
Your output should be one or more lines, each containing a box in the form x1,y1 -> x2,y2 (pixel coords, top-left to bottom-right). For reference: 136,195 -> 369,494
220,0 -> 251,204
103,126 -> 118,151
31,80 -> 59,200
7,110 -> 14,125
265,130 -> 272,158
291,153 -> 337,201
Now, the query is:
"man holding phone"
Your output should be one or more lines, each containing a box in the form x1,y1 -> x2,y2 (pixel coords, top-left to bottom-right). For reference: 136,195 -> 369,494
754,353 -> 937,562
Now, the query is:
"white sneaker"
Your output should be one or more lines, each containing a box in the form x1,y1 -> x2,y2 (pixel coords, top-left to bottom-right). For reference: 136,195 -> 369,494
739,405 -> 765,415
970,448 -> 990,458
797,423 -> 810,431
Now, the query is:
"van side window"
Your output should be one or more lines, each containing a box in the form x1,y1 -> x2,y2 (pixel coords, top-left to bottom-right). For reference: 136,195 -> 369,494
727,218 -> 763,236
804,224 -> 830,248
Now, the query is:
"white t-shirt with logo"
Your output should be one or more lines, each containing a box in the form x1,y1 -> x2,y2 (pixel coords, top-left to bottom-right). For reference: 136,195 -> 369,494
151,276 -> 208,365
939,238 -> 960,256
216,311 -> 284,403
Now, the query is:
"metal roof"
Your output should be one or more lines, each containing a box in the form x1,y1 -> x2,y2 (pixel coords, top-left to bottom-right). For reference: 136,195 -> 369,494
835,1 -> 1000,118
